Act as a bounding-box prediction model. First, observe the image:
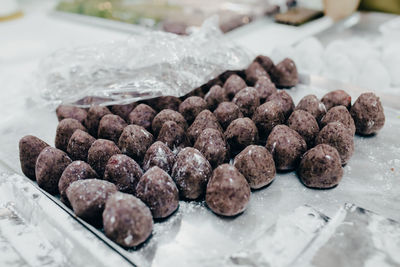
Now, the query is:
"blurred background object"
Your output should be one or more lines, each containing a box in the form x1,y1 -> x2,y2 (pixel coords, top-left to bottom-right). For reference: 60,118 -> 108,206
323,0 -> 360,20
360,0 -> 400,15
0,0 -> 22,21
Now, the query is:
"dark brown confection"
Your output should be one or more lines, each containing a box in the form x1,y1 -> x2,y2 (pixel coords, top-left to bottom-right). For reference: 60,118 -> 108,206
265,125 -> 307,171
201,77 -> 224,93
171,147 -> 212,199
58,161 -> 98,205
67,129 -> 96,161
295,94 -> 327,122
205,164 -> 251,217
143,141 -> 175,174
36,147 -> 72,194
267,90 -> 295,119
128,104 -> 157,131
147,96 -> 182,112
56,105 -> 87,124
187,110 -> 223,144
252,101 -> 285,138
103,192 -> 153,247
194,128 -> 229,168
55,118 -> 87,152
321,90 -> 352,110
118,125 -> 153,162
225,118 -> 259,153
218,70 -> 243,83
254,55 -> 275,72
254,76 -> 277,103
287,110 -> 319,147
204,85 -> 229,111
320,106 -> 356,135
350,92 -> 385,135
245,61 -> 269,86
136,166 -> 179,219
270,58 -> 299,88
104,154 -> 143,194
223,74 -> 247,99
157,121 -> 189,151
88,139 -> 121,177
298,144 -> 343,189
110,103 -> 137,121
184,87 -> 205,98
315,122 -> 354,165
179,96 -> 207,124
152,109 -> 188,135
85,106 -> 111,137
213,102 -> 243,129
233,145 -> 276,189
66,179 -> 117,225
19,135 -> 49,180
232,87 -> 260,117
98,114 -> 128,143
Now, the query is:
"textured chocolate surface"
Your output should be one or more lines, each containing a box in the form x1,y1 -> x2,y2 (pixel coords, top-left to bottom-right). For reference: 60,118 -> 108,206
179,96 -> 207,124
88,139 -> 121,177
152,109 -> 187,135
287,110 -> 319,147
321,106 -> 356,135
143,141 -> 175,174
98,114 -> 127,143
295,94 -> 327,122
187,110 -> 223,144
270,58 -> 298,87
67,129 -> 96,161
213,102 -> 243,129
321,89 -> 351,111
194,128 -> 229,168
56,105 -> 87,124
252,101 -> 286,138
232,87 -> 260,117
225,118 -> 259,153
19,135 -> 49,180
118,125 -> 153,163
223,74 -> 247,99
128,104 -> 157,131
55,118 -> 87,152
85,106 -> 111,137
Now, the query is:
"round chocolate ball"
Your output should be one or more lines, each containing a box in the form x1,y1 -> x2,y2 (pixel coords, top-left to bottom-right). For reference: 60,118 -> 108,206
204,85 -> 229,111
252,101 -> 285,138
267,90 -> 295,119
321,90 -> 351,111
88,139 -> 121,177
270,58 -> 298,88
128,104 -> 157,131
245,61 -> 269,86
287,110 -> 319,147
110,103 -> 137,121
56,105 -> 87,124
225,118 -> 259,153
118,125 -> 153,162
179,96 -> 207,124
171,147 -> 212,200
187,110 -> 223,144
152,109 -> 187,135
206,164 -> 251,217
321,105 -> 356,135
254,55 -> 274,73
266,125 -> 307,171
232,87 -> 260,117
194,128 -> 229,168
223,74 -> 247,99
143,141 -> 175,174
233,145 -> 276,189
85,106 -> 111,137
295,94 -> 327,122
98,114 -> 128,144
298,144 -> 343,189
19,135 -> 49,180
213,102 -> 243,129
147,96 -> 182,112
67,129 -> 96,161
254,76 -> 277,103
157,121 -> 189,152
350,92 -> 385,135
55,118 -> 87,152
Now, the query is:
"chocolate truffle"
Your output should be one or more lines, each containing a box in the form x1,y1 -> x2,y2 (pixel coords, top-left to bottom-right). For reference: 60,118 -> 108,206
171,147 -> 212,199
157,121 -> 189,151
187,110 -> 223,144
254,55 -> 275,73
110,103 -> 137,121
85,106 -> 111,137
128,104 -> 157,131
287,110 -> 319,147
350,92 -> 385,135
267,90 -> 295,119
179,96 -> 207,124
232,87 -> 260,117
118,125 -> 153,162
58,161 -> 98,205
104,154 -> 143,194
98,114 -> 128,143
66,179 -> 117,224
88,139 -> 121,177
270,58 -> 298,87
234,145 -> 276,189
147,96 -> 182,112
254,76 -> 277,103
103,192 -> 153,247
136,166 -> 179,219
266,125 -> 307,171
295,94 -> 327,122
55,118 -> 87,152
194,128 -> 229,168
67,129 -> 96,161
143,141 -> 175,174
204,85 -> 229,111
315,122 -> 354,165
152,109 -> 187,135
225,118 -> 259,153
298,144 -> 343,189
19,135 -> 49,180
36,147 -> 72,194
252,101 -> 285,138
223,74 -> 247,99
321,90 -> 351,110
56,105 -> 87,124
245,61 -> 269,86
213,102 -> 243,129
321,105 -> 356,135
206,164 -> 251,217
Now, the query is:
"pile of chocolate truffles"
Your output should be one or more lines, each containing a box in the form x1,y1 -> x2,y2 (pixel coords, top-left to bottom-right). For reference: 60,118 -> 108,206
19,55 -> 385,248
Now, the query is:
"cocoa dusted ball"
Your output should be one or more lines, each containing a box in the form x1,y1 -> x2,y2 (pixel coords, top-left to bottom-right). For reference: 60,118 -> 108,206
187,110 -> 223,144
143,141 -> 175,174
194,128 -> 229,168
85,106 -> 111,137
232,87 -> 260,117
233,145 -> 276,189
225,118 -> 259,153
270,58 -> 299,88
295,94 -> 327,122
298,144 -> 343,189
128,104 -> 157,131
104,154 -> 143,194
55,118 -> 87,152
321,106 -> 356,135
56,105 -> 87,124
245,61 -> 269,86
252,101 -> 285,138
110,103 -> 137,121
36,147 -> 72,194
179,96 -> 207,123
171,147 -> 212,199
136,166 -> 179,219
157,121 -> 189,151
58,161 -> 98,205
266,125 -> 307,171
103,192 -> 153,248
118,125 -> 153,162
287,110 -> 319,147
98,114 -> 128,144
254,55 -> 275,73
19,135 -> 49,180
223,74 -> 247,99
146,96 -> 181,112
88,139 -> 121,177
67,129 -> 96,161
254,76 -> 277,103
350,92 -> 385,135
213,102 -> 243,129
321,90 -> 351,110
204,85 -> 229,111
315,122 -> 354,165
267,90 -> 295,119
206,164 -> 251,217
152,109 -> 187,135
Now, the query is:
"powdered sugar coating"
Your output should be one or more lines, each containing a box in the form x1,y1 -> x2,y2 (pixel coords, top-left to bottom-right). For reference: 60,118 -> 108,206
143,141 -> 175,174
98,114 -> 128,143
55,118 -> 87,152
187,110 -> 223,144
118,125 -> 153,163
67,129 -> 96,161
88,139 -> 121,177
194,128 -> 228,168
